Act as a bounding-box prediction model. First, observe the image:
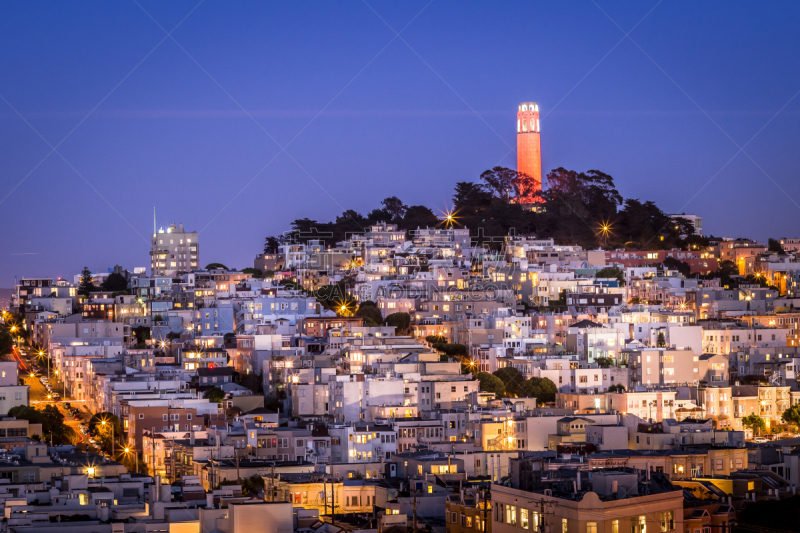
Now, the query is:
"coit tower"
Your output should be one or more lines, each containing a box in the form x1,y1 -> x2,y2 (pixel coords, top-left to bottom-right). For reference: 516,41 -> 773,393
516,102 -> 541,195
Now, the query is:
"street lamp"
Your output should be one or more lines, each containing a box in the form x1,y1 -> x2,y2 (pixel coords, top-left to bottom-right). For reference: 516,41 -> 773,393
86,466 -> 95,479
37,350 -> 50,382
123,446 -> 138,473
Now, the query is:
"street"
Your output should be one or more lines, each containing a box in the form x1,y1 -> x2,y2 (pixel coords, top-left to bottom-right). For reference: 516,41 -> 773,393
12,347 -> 91,448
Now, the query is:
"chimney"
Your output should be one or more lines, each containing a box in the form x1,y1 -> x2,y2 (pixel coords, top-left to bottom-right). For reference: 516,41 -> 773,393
154,474 -> 161,502
612,480 -> 618,499
576,471 -> 581,491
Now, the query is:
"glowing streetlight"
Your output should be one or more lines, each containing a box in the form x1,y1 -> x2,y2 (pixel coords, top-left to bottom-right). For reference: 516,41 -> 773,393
123,446 -> 138,473
37,349 -> 50,381
86,466 -> 95,478
598,222 -> 612,248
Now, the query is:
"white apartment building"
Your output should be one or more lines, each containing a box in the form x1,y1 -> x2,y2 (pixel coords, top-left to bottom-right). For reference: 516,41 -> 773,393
151,222 -> 199,276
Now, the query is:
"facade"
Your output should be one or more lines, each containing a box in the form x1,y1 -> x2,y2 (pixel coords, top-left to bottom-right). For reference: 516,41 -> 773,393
150,222 -> 199,277
491,470 -> 684,533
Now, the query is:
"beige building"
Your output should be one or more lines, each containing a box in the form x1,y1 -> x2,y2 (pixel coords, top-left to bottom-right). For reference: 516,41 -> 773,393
151,222 -> 198,276
490,470 -> 684,533
702,385 -> 790,434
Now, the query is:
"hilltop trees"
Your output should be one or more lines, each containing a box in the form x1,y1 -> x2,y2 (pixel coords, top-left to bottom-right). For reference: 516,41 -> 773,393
262,166 -> 708,257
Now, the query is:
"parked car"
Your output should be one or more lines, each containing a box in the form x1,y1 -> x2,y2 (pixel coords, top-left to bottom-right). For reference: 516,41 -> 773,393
753,437 -> 769,443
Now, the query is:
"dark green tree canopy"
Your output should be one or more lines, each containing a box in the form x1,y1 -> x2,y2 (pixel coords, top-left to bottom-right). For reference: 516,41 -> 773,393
356,302 -> 383,327
768,238 -> 785,254
477,372 -> 505,398
102,272 -> 128,292
519,377 -> 558,404
492,367 -> 525,397
595,267 -> 625,286
204,387 -> 226,403
10,405 -> 77,445
78,266 -> 95,297
385,312 -> 410,335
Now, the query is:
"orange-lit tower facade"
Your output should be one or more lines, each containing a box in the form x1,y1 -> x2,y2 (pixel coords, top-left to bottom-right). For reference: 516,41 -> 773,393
516,102 -> 541,197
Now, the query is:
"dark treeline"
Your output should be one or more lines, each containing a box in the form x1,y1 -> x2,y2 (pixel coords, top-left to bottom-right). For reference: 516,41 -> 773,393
265,167 -> 709,253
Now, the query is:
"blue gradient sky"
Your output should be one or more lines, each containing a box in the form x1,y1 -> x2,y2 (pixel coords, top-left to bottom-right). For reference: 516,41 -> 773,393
2,1 -> 800,287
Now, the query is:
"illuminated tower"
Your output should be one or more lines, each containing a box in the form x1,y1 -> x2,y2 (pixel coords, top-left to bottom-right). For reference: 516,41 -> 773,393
516,102 -> 541,197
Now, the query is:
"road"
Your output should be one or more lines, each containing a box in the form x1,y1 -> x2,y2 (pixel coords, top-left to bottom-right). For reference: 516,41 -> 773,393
12,347 -> 91,448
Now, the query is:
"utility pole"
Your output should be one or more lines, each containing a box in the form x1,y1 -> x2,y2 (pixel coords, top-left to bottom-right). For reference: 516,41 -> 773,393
235,454 -> 240,483
536,497 -> 557,533
151,426 -> 156,479
413,485 -> 418,533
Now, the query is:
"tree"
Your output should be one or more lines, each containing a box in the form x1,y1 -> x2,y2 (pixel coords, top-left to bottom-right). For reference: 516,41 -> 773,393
264,236 -> 280,254
10,405 -> 77,445
102,272 -> 128,292
355,301 -> 383,327
768,238 -> 785,254
78,266 -> 95,297
742,414 -> 767,436
241,474 -> 265,497
595,357 -> 614,369
88,412 -> 122,439
204,387 -> 226,403
595,267 -> 625,286
493,367 -> 525,397
522,377 -> 558,404
205,263 -> 228,270
132,326 -> 150,347
608,384 -> 626,393
476,372 -> 505,398
663,257 -> 691,277
381,196 -> 407,220
384,312 -> 411,335
782,404 -> 800,430
0,329 -> 12,356
708,260 -> 738,287
399,205 -> 439,231
242,268 -> 263,278
656,332 -> 666,348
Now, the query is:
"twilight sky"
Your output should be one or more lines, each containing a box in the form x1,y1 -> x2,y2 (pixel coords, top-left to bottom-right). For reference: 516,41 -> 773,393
2,1 -> 800,287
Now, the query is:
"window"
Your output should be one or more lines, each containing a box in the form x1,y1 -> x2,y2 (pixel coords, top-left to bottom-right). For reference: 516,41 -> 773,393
562,518 -> 568,533
660,511 -> 674,532
587,522 -> 597,533
506,505 -> 516,526
612,520 -> 619,533
521,508 -> 529,529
